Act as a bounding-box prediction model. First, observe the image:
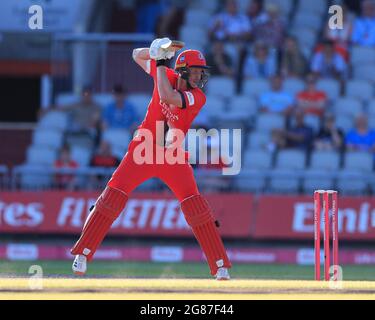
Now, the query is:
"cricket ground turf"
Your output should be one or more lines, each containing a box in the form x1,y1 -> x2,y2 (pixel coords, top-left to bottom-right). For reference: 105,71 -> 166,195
0,261 -> 374,299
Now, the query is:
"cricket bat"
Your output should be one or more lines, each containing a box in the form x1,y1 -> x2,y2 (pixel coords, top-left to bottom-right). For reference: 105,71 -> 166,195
160,40 -> 185,52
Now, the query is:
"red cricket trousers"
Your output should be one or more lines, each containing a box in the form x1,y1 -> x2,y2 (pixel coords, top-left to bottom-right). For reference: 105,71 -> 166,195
108,139 -> 199,201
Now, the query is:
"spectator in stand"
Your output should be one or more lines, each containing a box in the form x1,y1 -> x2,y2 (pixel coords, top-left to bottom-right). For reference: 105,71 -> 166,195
90,140 -> 120,168
136,0 -> 168,33
205,41 -> 235,77
252,3 -> 285,49
314,114 -> 344,151
311,40 -> 348,80
156,0 -> 185,39
208,0 -> 252,42
243,41 -> 277,79
268,110 -> 314,151
285,109 -> 314,150
64,85 -> 101,146
296,74 -> 327,118
279,36 -> 307,78
346,114 -> 375,152
246,0 -> 264,25
89,140 -> 120,188
53,145 -> 79,190
259,75 -> 294,115
324,4 -> 354,52
351,0 -> 375,46
102,85 -> 139,132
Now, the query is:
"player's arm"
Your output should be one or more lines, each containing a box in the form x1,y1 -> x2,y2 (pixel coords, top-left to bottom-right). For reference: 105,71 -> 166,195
132,48 -> 151,73
156,65 -> 184,108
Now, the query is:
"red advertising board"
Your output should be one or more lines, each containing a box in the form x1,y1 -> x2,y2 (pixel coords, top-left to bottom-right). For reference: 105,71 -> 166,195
255,195 -> 375,240
0,192 -> 254,237
2,192 -> 375,240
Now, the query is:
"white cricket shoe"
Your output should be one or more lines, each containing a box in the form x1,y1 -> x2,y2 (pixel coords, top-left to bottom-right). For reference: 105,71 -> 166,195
72,254 -> 87,276
216,267 -> 230,280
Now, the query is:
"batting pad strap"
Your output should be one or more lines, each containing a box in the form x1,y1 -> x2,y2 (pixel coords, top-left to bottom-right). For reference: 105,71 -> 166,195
180,195 -> 214,226
95,187 -> 128,219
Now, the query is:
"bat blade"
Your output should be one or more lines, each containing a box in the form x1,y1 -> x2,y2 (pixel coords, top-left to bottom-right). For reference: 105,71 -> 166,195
161,40 -> 185,51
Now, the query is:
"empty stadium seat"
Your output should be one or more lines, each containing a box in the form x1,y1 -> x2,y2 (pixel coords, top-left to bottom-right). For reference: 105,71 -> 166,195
256,113 -> 285,132
333,98 -> 363,117
189,0 -> 218,13
368,99 -> 375,116
316,79 -> 341,100
335,115 -> 353,133
26,146 -> 57,166
283,78 -> 305,96
269,170 -> 300,193
351,46 -> 375,66
179,25 -> 208,47
206,76 -> 236,98
337,170 -> 369,195
93,93 -> 113,108
275,149 -> 306,170
32,129 -> 64,150
293,13 -> 323,31
302,169 -> 335,194
290,28 -> 317,50
56,93 -> 79,106
242,79 -> 270,98
235,169 -> 267,192
203,95 -> 227,119
297,0 -> 327,13
70,145 -> 92,167
243,150 -> 273,170
247,131 -> 271,150
102,129 -> 131,151
18,165 -> 52,189
127,93 -> 152,118
227,96 -> 258,120
37,111 -> 69,131
353,65 -> 375,83
346,80 -> 374,102
184,9 -> 211,28
368,116 -> 375,130
309,150 -> 341,170
344,152 -> 374,171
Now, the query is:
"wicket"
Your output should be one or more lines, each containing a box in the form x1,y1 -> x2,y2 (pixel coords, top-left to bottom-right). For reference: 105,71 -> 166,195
314,190 -> 339,281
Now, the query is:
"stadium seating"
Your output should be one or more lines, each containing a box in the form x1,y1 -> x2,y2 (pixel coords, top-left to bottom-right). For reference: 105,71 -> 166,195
346,80 -> 374,102
242,79 -> 270,98
32,129 -> 64,150
37,111 -> 69,131
316,79 -> 341,100
333,98 -> 364,118
206,76 -> 236,98
256,113 -> 285,132
309,150 -> 341,171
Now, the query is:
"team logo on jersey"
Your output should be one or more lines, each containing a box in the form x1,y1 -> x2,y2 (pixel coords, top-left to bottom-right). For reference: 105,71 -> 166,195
185,92 -> 195,106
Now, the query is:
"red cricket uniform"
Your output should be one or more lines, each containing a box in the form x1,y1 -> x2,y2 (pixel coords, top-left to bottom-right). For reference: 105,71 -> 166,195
107,60 -> 206,202
71,51 -> 231,276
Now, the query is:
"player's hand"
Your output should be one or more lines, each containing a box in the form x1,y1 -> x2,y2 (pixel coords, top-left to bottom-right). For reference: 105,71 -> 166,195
149,38 -> 184,61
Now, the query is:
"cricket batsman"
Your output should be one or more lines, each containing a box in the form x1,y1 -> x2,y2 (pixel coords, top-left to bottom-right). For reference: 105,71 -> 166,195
71,38 -> 231,280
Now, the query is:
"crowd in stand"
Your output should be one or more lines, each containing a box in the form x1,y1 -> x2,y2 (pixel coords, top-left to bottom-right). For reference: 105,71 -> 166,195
30,0 -> 375,192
